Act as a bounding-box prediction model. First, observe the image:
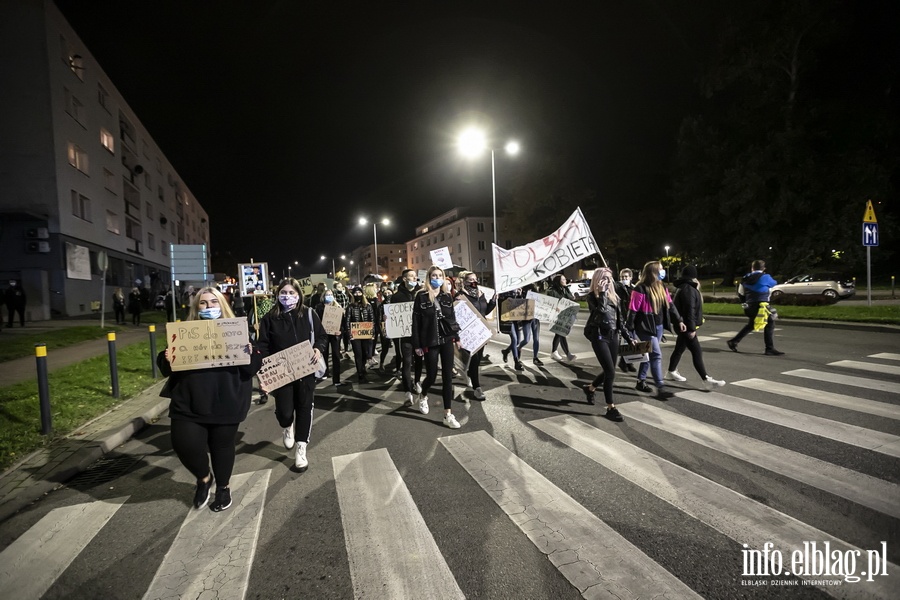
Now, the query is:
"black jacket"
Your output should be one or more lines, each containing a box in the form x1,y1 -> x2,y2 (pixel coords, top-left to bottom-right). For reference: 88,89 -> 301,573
586,292 -> 624,338
157,343 -> 262,424
672,279 -> 703,331
258,306 -> 328,368
456,287 -> 496,318
391,283 -> 420,303
411,290 -> 459,349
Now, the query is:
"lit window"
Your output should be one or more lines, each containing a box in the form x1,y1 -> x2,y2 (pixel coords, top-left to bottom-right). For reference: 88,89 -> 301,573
106,210 -> 120,234
100,128 -> 114,153
67,143 -> 89,174
70,190 -> 91,221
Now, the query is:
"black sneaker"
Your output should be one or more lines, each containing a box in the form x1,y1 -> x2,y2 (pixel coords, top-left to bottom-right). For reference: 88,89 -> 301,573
618,359 -> 628,373
336,381 -> 350,387
657,389 -> 674,401
193,476 -> 213,509
727,340 -> 738,352
533,358 -> 544,366
502,348 -> 510,363
514,361 -> 525,371
635,380 -> 652,393
605,406 -> 624,422
257,393 -> 268,405
765,348 -> 785,356
210,487 -> 232,512
582,385 -> 595,405
626,363 -> 637,372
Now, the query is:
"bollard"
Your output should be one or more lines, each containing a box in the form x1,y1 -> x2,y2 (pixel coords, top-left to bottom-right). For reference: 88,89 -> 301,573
149,325 -> 158,378
893,275 -> 895,299
108,332 -> 119,398
35,344 -> 52,435
712,282 -> 716,297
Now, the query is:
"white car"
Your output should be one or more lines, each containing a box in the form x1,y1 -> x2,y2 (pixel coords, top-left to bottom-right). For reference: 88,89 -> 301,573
566,280 -> 591,299
770,272 -> 855,300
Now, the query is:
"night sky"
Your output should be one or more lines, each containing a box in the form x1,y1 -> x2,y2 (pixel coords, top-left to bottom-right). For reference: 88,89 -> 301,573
52,1 -> 891,276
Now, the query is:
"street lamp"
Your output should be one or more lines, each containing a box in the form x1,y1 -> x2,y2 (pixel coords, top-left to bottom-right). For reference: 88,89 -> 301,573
287,260 -> 298,279
359,217 -> 389,279
458,127 -> 520,246
320,254 -> 346,278
664,245 -> 670,258
349,259 -> 360,284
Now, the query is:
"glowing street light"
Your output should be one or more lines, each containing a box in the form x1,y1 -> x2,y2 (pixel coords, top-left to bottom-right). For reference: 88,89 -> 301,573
359,217 -> 390,278
664,245 -> 671,257
320,254 -> 347,278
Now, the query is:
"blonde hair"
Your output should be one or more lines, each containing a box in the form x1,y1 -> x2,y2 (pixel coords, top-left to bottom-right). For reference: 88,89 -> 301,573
425,266 -> 445,302
187,287 -> 235,320
590,268 -> 618,305
363,283 -> 378,300
637,261 -> 668,313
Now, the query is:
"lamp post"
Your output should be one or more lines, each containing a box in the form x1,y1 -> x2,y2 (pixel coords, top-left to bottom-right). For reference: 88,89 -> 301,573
350,260 -> 360,285
359,217 -> 389,279
458,127 -> 520,247
320,254 -> 346,278
287,260 -> 298,280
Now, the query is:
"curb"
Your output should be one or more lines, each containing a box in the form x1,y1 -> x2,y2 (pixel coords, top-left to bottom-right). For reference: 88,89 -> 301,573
703,314 -> 900,335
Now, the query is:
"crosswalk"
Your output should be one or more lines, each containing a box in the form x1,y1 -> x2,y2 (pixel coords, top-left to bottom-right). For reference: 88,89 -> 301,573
1,352 -> 898,599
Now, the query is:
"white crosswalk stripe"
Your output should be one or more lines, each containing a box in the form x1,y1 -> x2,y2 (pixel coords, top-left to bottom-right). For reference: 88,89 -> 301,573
829,359 -> 900,377
785,368 -> 900,394
733,378 -> 900,420
869,353 -> 900,361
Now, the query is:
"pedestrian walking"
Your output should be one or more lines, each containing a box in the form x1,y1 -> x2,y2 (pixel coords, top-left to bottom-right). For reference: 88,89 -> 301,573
727,260 -> 784,355
128,286 -> 142,326
392,269 -> 423,405
614,269 -> 636,372
157,287 -> 262,512
112,287 -> 126,325
333,281 -> 352,357
412,266 -> 463,428
258,278 -> 327,471
666,266 -> 726,389
4,280 -> 26,327
315,289 -> 348,387
582,268 -> 626,421
547,274 -> 577,361
346,286 -> 375,383
455,270 -> 496,400
498,288 -> 526,371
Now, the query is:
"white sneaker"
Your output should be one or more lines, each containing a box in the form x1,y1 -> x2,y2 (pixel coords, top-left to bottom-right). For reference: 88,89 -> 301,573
282,425 -> 295,450
418,395 -> 430,415
404,391 -> 415,407
294,441 -> 308,469
704,375 -> 726,389
551,351 -> 564,361
413,382 -> 422,394
443,413 -> 461,429
666,370 -> 687,382
566,353 -> 576,361
473,387 -> 485,400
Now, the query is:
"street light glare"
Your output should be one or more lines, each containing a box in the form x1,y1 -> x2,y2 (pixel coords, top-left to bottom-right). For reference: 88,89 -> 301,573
458,127 -> 487,157
381,218 -> 390,226
359,217 -> 367,226
320,255 -> 326,260
505,140 -> 520,155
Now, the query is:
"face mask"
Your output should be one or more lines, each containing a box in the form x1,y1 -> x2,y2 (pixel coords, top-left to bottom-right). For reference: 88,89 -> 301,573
324,295 -> 334,304
620,278 -> 631,285
198,307 -> 221,320
354,294 -> 363,300
407,280 -> 416,289
658,269 -> 666,280
429,278 -> 444,290
465,281 -> 478,290
279,294 -> 299,309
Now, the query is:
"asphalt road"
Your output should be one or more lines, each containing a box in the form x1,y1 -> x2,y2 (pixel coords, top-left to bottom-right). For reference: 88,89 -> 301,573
1,319 -> 898,599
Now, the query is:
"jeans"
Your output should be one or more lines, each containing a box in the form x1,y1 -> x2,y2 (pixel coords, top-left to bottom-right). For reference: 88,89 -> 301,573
637,324 -> 665,388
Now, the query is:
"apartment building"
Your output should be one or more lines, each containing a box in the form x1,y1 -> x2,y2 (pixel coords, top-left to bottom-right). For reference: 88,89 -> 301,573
406,208 -> 494,283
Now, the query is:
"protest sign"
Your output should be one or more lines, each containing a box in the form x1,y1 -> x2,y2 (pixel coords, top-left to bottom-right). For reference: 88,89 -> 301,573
322,304 -> 344,335
429,246 -> 453,270
166,317 -> 251,371
257,340 -> 316,392
526,291 -> 580,336
384,302 -> 414,338
499,298 -> 535,322
492,207 -> 599,293
453,346 -> 471,382
297,276 -> 313,296
350,321 -> 374,339
239,263 -> 269,297
454,297 -> 493,353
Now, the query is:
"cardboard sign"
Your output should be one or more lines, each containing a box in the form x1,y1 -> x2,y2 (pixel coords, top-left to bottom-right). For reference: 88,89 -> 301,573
499,298 -> 535,322
429,246 -> 453,270
454,297 -> 493,353
322,304 -> 344,335
384,302 -> 413,338
239,263 -> 269,297
298,276 -> 313,296
350,321 -> 374,339
526,291 -> 580,336
257,340 -> 316,392
166,317 -> 251,371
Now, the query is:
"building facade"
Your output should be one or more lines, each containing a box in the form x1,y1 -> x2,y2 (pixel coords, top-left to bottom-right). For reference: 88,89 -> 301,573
0,0 -> 209,319
406,208 -> 495,283
347,243 -> 406,285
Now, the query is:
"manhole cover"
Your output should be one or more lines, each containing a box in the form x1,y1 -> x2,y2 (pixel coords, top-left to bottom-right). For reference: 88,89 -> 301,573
67,454 -> 144,489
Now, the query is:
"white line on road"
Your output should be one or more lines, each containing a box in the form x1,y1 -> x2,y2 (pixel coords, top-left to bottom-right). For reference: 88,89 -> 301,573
784,369 -> 900,394
829,360 -> 900,377
531,415 -> 897,599
620,402 -> 900,518
677,390 -> 900,458
142,470 -> 270,600
733,378 -> 900,421
439,431 -> 701,599
0,497 -> 128,600
332,448 -> 464,600
869,353 -> 900,361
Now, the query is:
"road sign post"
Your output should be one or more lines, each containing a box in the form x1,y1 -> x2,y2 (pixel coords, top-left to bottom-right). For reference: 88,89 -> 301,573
862,200 -> 878,307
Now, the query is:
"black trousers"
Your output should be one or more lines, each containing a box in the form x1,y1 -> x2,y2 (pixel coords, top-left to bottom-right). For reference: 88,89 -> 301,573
668,332 -> 708,379
589,335 -> 618,405
351,339 -> 369,377
7,304 -> 25,327
113,305 -> 125,324
731,303 -> 775,350
323,334 -> 342,383
552,334 -> 570,354
273,378 -> 315,444
170,419 -> 240,488
467,348 -> 484,389
422,341 -> 455,410
399,339 -> 423,392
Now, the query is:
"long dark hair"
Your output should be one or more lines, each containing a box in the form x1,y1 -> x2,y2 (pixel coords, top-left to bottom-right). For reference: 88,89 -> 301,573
269,277 -> 305,317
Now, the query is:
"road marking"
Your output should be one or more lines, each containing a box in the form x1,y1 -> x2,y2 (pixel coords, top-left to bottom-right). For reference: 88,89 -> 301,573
869,353 -> 900,361
784,369 -> 900,394
142,470 -> 270,600
677,390 -> 900,458
440,431 -> 700,599
621,402 -> 900,518
531,415 -> 897,599
829,360 -> 900,377
332,448 -> 463,600
733,378 -> 900,421
0,497 -> 128,600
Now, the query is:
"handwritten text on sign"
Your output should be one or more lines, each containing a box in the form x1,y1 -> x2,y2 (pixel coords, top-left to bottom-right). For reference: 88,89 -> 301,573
429,246 -> 453,270
166,317 -> 251,371
384,302 -> 413,338
526,291 -> 580,335
500,298 -> 535,322
350,321 -> 374,340
321,304 -> 344,335
492,207 -> 599,293
454,298 -> 493,353
257,341 -> 315,392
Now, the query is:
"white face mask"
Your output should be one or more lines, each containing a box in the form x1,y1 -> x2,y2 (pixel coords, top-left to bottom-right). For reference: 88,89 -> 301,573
198,307 -> 221,320
279,294 -> 299,309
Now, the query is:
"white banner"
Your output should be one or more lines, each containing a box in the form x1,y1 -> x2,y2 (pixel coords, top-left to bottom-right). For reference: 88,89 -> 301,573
384,301 -> 414,338
526,291 -> 580,336
429,246 -> 453,270
65,242 -> 91,281
492,207 -> 598,293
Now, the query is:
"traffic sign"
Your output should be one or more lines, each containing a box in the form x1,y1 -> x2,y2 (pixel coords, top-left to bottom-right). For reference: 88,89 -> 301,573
863,223 -> 879,247
863,200 -> 877,223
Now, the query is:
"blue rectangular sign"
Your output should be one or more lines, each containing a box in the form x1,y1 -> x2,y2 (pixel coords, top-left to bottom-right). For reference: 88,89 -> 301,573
863,223 -> 879,247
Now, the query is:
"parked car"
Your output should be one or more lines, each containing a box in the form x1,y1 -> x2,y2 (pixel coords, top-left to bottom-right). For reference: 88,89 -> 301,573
566,279 -> 591,299
770,272 -> 855,300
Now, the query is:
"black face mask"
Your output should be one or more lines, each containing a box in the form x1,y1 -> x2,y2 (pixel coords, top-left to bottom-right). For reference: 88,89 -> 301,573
465,281 -> 478,289
354,294 -> 363,300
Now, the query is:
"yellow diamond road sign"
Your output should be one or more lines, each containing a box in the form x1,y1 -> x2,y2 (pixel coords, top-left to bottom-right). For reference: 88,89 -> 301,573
863,200 -> 877,223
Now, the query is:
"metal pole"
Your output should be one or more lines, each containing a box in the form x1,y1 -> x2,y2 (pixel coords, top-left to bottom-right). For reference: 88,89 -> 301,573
108,332 -> 119,398
149,325 -> 158,378
35,344 -> 51,435
867,246 -> 872,307
491,148 -> 497,247
332,258 -> 336,279
100,268 -> 107,329
373,224 -> 379,278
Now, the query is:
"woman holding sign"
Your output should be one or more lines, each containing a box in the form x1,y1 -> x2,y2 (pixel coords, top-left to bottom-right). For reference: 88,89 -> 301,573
346,286 -> 376,383
157,287 -> 261,513
456,270 -> 496,400
412,266 -> 463,428
258,278 -> 327,471
314,289 -> 348,387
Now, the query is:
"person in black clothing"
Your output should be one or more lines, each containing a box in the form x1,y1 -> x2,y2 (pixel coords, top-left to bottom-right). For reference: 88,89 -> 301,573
391,269 -> 423,405
727,260 -> 784,355
157,287 -> 262,512
499,288 -> 526,371
315,288 -> 348,387
547,274 -> 577,361
345,286 -> 375,383
258,278 -> 327,471
128,286 -> 142,325
412,266 -> 463,429
582,268 -> 626,421
455,270 -> 496,400
112,287 -> 126,325
665,266 -> 726,389
614,269 -> 636,372
5,280 -> 26,327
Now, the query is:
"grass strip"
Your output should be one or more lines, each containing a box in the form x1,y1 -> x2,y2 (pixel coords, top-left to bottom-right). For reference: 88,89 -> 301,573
701,302 -> 900,324
0,338 -> 163,471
